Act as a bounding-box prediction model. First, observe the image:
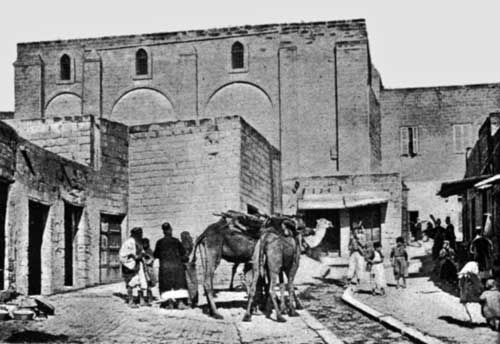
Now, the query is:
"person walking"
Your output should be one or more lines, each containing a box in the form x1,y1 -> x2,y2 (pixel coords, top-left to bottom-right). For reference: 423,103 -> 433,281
391,237 -> 409,289
119,227 -> 149,307
154,222 -> 189,309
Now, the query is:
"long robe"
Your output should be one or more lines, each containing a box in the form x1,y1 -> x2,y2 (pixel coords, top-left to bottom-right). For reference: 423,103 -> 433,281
154,236 -> 187,293
119,237 -> 147,289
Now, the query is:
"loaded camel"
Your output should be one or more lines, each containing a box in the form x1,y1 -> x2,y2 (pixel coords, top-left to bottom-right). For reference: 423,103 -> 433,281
243,217 -> 333,322
190,211 -> 329,319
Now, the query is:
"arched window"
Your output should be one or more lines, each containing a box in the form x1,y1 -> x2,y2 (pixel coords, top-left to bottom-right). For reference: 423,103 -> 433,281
60,54 -> 71,80
136,49 -> 148,75
231,42 -> 244,69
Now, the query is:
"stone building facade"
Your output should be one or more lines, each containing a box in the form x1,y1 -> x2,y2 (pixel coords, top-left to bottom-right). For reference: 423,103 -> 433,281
0,117 -> 128,295
3,18 -> 499,291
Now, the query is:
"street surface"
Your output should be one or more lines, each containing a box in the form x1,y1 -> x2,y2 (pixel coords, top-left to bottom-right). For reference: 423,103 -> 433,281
0,283 -> 325,344
300,282 -> 413,344
0,280 -> 418,344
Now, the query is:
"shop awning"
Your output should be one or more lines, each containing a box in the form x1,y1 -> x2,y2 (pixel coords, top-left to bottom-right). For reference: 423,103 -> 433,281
298,191 -> 390,210
474,174 -> 500,189
437,175 -> 492,197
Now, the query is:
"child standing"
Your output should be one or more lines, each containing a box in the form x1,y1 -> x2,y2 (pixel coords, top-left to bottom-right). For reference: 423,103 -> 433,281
141,238 -> 156,304
391,237 -> 409,288
367,242 -> 386,295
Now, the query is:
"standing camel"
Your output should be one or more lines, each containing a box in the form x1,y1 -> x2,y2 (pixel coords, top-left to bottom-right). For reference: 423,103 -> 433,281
190,218 -> 260,319
243,218 -> 333,322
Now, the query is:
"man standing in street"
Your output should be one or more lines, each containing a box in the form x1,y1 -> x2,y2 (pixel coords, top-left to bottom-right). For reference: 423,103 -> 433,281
119,227 -> 149,308
444,216 -> 456,250
154,222 -> 189,309
432,218 -> 445,260
346,223 -> 366,288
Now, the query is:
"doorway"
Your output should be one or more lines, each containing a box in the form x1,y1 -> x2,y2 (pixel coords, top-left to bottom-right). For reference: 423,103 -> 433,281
64,203 -> 83,287
28,201 -> 50,295
0,183 -> 8,290
302,209 -> 340,253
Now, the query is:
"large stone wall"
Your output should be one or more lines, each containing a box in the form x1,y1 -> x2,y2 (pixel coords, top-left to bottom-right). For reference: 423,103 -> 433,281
240,121 -> 281,214
381,84 -> 500,231
14,19 -> 378,182
129,116 -> 234,244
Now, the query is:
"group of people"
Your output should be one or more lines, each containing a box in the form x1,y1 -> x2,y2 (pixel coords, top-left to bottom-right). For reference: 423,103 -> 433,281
346,223 -> 409,296
119,223 -> 194,308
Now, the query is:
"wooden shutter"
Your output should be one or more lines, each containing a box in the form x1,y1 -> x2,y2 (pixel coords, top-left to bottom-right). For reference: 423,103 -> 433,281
400,127 -> 409,156
465,124 -> 472,150
412,127 -> 419,154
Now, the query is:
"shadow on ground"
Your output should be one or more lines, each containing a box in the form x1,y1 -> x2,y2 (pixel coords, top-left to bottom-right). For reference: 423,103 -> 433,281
409,251 -> 460,298
313,276 -> 346,288
438,315 -> 490,329
5,331 -> 76,343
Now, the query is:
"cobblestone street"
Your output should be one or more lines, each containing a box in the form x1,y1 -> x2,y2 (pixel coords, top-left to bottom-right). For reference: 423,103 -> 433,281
0,283 -> 326,344
300,282 -> 413,344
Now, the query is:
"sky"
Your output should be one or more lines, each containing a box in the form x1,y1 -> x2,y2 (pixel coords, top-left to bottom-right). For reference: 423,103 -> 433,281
1,0 -> 500,110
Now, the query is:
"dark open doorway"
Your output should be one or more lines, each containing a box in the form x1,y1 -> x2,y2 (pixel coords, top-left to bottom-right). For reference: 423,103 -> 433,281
302,209 -> 340,254
28,201 -> 50,295
64,203 -> 83,287
0,182 -> 8,290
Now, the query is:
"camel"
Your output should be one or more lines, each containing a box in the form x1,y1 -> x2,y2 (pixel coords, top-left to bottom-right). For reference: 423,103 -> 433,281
191,214 -> 327,319
190,218 -> 258,319
243,218 -> 333,322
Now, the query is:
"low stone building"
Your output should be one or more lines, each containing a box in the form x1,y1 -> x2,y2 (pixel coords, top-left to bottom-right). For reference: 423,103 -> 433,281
0,117 -> 128,295
284,173 -> 405,257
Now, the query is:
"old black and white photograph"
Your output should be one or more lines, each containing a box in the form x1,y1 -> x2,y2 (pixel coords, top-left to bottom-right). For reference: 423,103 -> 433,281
0,1 -> 499,343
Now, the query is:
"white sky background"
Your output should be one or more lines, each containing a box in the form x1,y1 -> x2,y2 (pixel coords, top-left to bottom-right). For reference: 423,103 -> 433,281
1,0 -> 499,110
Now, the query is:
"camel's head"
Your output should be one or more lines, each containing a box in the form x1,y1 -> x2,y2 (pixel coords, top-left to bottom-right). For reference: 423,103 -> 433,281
316,218 -> 333,230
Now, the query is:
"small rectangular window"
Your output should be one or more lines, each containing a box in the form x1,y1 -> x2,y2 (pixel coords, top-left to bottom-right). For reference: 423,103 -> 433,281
452,123 -> 472,153
400,126 -> 419,157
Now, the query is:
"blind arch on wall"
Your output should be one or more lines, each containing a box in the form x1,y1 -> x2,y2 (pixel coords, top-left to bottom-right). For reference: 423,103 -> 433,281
45,93 -> 82,117
205,82 -> 277,147
110,88 -> 176,125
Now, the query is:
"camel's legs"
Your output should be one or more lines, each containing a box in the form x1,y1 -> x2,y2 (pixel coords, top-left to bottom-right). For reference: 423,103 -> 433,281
278,272 -> 287,313
229,263 -> 239,291
286,245 -> 300,316
242,264 -> 259,321
202,245 -> 223,319
285,271 -> 299,316
269,272 -> 286,322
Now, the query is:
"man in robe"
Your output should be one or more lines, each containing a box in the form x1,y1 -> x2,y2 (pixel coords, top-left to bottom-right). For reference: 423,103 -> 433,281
119,227 -> 149,307
154,222 -> 189,309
